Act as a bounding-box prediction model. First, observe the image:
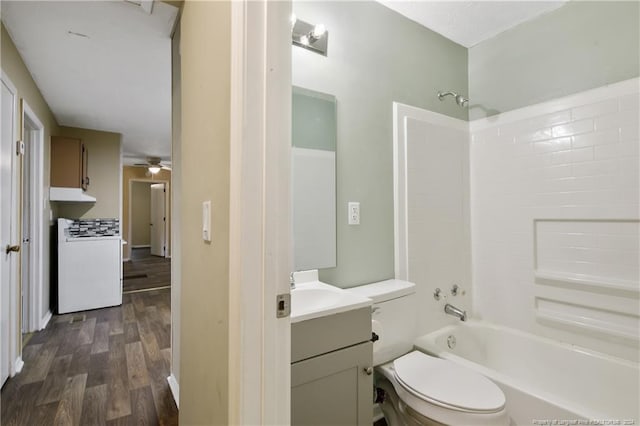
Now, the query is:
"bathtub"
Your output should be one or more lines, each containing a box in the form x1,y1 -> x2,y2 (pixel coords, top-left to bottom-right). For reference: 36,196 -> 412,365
413,320 -> 639,425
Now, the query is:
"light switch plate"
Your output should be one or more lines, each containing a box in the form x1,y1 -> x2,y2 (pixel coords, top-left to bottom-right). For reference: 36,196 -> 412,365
202,201 -> 212,242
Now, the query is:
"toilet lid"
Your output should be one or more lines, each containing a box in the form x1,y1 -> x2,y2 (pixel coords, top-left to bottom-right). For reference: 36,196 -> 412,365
393,351 -> 505,413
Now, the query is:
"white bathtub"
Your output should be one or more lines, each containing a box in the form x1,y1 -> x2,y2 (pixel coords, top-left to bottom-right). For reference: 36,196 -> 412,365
413,320 -> 639,425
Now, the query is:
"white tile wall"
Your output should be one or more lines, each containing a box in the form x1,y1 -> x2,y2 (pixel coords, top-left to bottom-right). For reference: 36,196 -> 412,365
471,79 -> 640,361
406,117 -> 471,336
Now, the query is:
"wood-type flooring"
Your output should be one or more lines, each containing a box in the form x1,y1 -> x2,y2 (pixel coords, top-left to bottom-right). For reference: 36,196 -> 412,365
1,287 -> 177,425
123,248 -> 171,293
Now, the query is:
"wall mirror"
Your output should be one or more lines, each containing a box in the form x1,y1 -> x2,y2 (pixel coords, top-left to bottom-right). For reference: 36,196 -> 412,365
292,86 -> 337,271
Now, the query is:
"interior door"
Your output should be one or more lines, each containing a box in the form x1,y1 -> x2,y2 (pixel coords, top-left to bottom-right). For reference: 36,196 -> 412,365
1,74 -> 19,386
149,183 -> 166,257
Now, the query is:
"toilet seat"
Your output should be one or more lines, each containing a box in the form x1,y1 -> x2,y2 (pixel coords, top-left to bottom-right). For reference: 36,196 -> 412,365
392,351 -> 506,414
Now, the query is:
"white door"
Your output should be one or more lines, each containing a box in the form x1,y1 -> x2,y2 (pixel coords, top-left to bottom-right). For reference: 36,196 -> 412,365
1,73 -> 19,386
150,183 -> 165,257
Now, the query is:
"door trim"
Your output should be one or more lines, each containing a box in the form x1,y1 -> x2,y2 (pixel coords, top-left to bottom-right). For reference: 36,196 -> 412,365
228,1 -> 291,424
21,100 -> 47,332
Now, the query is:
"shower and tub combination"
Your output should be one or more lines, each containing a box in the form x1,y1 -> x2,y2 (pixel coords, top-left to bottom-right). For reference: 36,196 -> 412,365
391,79 -> 640,424
415,321 -> 640,424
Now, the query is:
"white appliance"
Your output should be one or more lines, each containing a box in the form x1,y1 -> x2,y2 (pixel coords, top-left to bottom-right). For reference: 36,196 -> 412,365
58,218 -> 122,313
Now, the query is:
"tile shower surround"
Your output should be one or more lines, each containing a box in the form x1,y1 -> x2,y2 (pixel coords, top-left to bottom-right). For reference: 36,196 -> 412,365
470,79 -> 639,361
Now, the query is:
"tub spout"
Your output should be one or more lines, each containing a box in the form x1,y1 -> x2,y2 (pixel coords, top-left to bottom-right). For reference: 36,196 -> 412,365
444,303 -> 467,321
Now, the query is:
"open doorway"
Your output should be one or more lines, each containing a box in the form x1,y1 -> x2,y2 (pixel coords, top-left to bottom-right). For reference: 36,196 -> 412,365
123,176 -> 171,294
20,101 -> 46,339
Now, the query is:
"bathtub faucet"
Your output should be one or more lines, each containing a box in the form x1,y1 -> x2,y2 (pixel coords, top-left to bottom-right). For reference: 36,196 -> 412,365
444,303 -> 467,321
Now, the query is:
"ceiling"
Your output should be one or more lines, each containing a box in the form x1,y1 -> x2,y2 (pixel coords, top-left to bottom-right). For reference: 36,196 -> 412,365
377,1 -> 568,48
2,1 -> 568,163
2,1 -> 178,162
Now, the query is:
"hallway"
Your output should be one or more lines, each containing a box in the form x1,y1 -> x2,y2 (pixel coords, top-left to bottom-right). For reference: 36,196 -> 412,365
0,288 -> 177,425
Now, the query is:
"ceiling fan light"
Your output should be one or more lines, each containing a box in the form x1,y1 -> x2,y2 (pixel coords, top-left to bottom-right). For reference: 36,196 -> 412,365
148,165 -> 161,174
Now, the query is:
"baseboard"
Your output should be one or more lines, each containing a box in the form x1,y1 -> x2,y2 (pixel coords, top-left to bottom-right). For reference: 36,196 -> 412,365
40,310 -> 52,330
14,356 -> 24,375
167,374 -> 179,408
131,245 -> 151,249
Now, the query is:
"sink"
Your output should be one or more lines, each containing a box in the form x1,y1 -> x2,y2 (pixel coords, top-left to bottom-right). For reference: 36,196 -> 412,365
291,281 -> 372,323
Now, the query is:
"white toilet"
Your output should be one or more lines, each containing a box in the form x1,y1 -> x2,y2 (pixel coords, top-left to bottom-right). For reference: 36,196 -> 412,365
348,280 -> 509,426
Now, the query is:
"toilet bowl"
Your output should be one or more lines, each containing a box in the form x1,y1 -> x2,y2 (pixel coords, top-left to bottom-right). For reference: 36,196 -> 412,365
347,280 -> 509,426
377,351 -> 508,425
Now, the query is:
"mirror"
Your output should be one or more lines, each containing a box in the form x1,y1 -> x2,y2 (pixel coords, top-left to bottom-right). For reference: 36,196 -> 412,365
292,86 -> 337,271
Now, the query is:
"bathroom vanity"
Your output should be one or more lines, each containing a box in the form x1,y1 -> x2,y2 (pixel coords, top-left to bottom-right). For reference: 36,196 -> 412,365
290,279 -> 373,425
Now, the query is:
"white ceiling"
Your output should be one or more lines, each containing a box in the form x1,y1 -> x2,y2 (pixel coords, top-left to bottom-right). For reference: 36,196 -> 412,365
377,1 -> 568,48
2,1 -> 178,162
2,1 -> 568,162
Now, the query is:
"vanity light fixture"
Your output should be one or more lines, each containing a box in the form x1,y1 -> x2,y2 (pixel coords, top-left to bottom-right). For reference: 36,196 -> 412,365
291,16 -> 328,56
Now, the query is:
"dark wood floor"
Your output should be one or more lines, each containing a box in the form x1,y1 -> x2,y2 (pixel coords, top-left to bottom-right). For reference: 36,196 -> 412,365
1,285 -> 177,425
123,248 -> 171,293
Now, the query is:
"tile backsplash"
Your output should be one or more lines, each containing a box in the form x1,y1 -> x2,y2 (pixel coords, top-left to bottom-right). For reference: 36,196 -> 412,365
68,218 -> 120,237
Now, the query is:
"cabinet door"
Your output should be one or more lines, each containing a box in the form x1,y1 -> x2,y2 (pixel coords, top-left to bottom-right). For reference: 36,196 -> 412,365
51,136 -> 82,188
292,342 -> 373,426
81,142 -> 89,190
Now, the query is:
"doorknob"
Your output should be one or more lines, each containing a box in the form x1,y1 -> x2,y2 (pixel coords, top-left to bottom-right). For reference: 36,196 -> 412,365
5,245 -> 20,254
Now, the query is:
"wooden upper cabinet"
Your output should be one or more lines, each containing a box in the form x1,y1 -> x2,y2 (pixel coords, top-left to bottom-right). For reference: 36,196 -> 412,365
51,136 -> 89,189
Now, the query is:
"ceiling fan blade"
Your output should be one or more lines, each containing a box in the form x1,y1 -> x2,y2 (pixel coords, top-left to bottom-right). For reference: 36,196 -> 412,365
161,165 -> 172,171
133,163 -> 149,167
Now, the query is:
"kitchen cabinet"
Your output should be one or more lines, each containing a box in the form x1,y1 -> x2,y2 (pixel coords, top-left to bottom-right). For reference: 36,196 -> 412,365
51,136 -> 89,190
291,307 -> 373,425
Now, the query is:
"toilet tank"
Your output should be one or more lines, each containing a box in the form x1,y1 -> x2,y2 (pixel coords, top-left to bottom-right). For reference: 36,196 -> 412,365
347,279 -> 417,366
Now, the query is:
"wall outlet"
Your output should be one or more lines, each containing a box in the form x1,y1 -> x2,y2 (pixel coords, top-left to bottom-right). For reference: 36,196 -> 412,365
348,202 -> 360,225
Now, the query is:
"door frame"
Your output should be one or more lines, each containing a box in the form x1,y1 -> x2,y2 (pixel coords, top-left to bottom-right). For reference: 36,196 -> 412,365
128,179 -> 169,258
21,100 -> 46,333
1,70 -> 24,378
228,1 -> 291,424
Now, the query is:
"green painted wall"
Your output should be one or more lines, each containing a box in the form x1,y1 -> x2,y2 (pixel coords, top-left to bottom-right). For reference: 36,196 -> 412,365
292,0 -> 638,288
292,1 -> 468,287
468,1 -> 640,120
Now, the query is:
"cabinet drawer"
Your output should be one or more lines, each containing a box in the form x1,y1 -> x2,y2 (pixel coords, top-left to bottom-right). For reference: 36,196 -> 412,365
292,307 -> 371,363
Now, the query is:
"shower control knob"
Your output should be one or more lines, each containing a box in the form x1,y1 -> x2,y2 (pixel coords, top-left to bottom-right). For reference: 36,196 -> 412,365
451,284 -> 460,296
433,288 -> 442,300
364,367 -> 373,375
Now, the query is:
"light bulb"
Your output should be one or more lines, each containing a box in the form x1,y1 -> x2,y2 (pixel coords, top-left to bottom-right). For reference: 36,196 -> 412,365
312,24 -> 326,38
299,35 -> 309,46
148,166 -> 161,174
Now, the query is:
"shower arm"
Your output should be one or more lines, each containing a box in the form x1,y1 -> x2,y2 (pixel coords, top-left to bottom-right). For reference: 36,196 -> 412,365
437,91 -> 458,101
438,90 -> 469,107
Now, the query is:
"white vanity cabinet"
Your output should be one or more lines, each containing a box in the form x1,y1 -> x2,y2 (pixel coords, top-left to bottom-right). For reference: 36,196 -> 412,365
291,307 -> 373,426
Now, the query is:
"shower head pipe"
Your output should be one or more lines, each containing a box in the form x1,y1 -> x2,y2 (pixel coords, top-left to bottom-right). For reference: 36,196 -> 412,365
438,91 -> 469,107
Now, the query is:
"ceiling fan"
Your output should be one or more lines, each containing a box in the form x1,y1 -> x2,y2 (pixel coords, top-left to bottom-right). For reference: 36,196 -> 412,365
132,157 -> 171,174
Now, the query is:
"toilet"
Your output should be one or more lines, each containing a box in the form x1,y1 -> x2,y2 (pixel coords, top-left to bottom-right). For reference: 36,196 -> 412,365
347,280 -> 509,426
